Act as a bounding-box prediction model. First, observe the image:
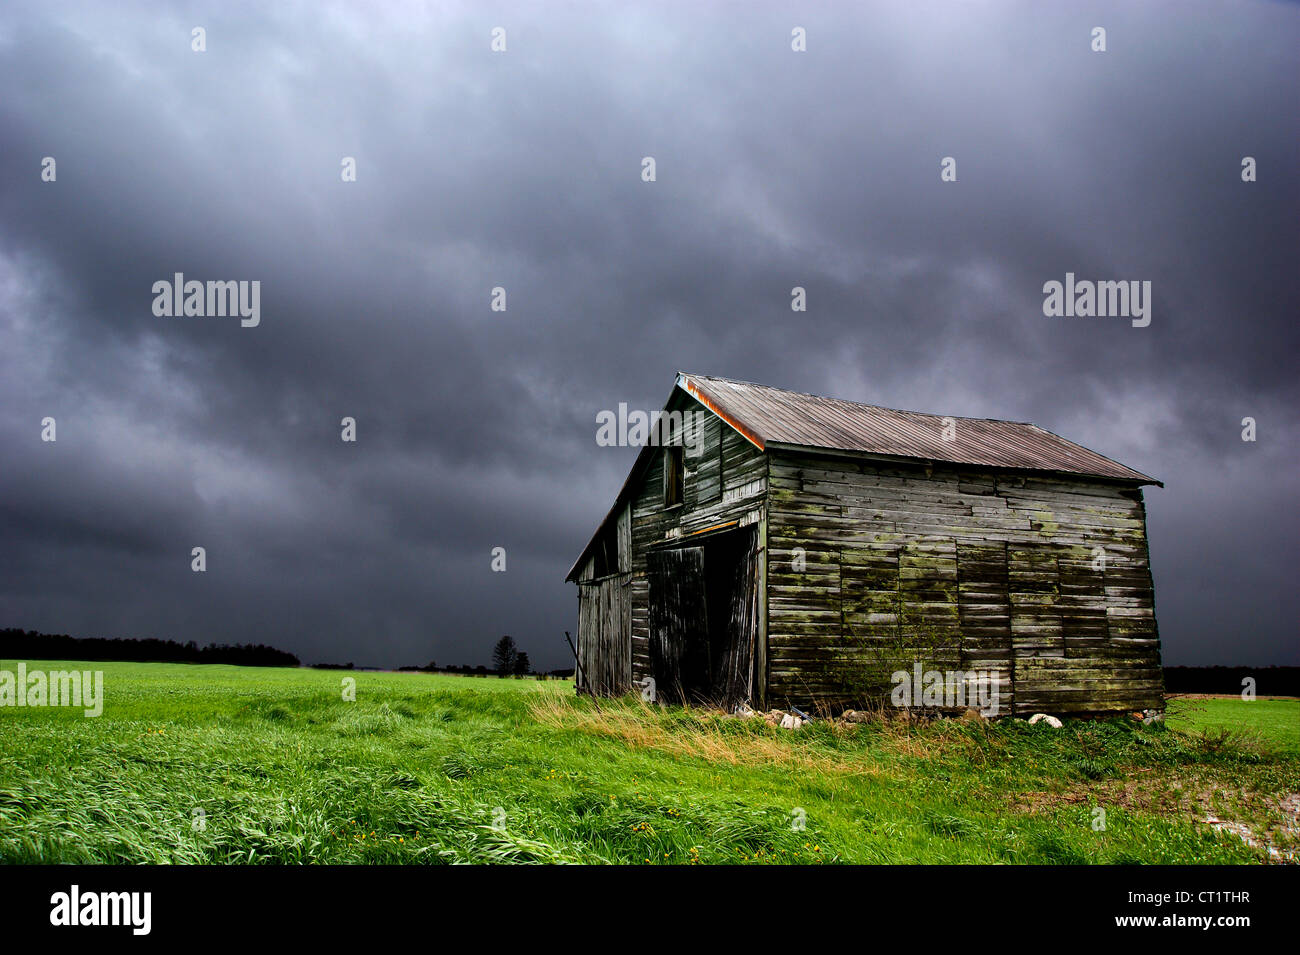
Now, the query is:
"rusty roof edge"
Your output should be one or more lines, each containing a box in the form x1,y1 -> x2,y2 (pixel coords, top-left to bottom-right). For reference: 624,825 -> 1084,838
678,372 -> 767,451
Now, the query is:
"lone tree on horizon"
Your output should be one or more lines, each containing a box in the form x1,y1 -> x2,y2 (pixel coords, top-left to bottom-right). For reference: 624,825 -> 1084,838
513,651 -> 531,677
492,635 -> 518,676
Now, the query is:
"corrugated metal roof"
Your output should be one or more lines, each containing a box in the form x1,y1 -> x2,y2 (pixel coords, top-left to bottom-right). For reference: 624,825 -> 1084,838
679,373 -> 1160,485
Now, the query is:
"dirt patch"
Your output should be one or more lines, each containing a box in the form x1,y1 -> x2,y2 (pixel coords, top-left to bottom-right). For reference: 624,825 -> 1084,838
1008,775 -> 1299,861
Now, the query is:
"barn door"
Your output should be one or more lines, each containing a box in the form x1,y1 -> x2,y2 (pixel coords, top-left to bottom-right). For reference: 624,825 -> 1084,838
716,527 -> 760,708
647,546 -> 708,704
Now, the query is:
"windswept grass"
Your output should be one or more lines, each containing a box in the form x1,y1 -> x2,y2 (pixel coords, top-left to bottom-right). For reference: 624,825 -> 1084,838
0,660 -> 1295,864
527,692 -> 892,779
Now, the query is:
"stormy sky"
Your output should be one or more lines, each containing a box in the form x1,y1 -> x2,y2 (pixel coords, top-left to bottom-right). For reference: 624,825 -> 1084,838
0,1 -> 1295,671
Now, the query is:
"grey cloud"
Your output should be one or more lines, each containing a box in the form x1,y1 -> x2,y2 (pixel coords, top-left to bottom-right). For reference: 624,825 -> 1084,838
0,1 -> 1295,668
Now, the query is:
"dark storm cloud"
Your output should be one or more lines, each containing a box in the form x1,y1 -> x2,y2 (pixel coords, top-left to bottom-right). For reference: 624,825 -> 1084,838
0,1 -> 1295,669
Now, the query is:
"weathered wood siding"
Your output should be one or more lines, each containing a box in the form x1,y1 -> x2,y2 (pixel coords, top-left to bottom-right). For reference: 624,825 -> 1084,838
627,394 -> 768,689
765,450 -> 1163,714
576,572 -> 632,694
574,501 -> 632,694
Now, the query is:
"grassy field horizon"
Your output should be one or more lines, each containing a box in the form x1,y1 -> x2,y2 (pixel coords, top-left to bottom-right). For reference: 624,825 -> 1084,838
1,659 -> 1296,864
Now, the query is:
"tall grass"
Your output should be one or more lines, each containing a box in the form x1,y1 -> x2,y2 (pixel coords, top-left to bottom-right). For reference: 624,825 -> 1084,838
0,660 -> 1293,864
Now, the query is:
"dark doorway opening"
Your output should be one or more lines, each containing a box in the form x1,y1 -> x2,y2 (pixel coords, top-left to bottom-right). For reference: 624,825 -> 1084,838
647,526 -> 759,707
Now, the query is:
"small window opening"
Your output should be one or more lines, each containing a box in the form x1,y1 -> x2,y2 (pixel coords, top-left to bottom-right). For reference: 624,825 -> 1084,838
663,446 -> 684,507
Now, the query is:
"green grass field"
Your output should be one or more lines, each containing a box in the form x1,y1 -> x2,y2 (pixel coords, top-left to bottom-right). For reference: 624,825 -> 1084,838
0,660 -> 1295,864
1165,696 -> 1300,756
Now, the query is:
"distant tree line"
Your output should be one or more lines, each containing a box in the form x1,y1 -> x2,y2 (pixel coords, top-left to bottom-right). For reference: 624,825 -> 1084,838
393,637 -> 574,679
1164,666 -> 1300,697
391,636 -> 540,677
0,628 -> 300,667
396,661 -> 574,678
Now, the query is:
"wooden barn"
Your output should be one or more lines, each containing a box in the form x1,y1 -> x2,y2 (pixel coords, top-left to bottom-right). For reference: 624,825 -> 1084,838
566,373 -> 1165,717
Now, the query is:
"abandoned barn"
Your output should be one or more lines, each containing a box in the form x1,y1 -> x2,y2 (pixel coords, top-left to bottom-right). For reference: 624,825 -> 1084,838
566,373 -> 1165,717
